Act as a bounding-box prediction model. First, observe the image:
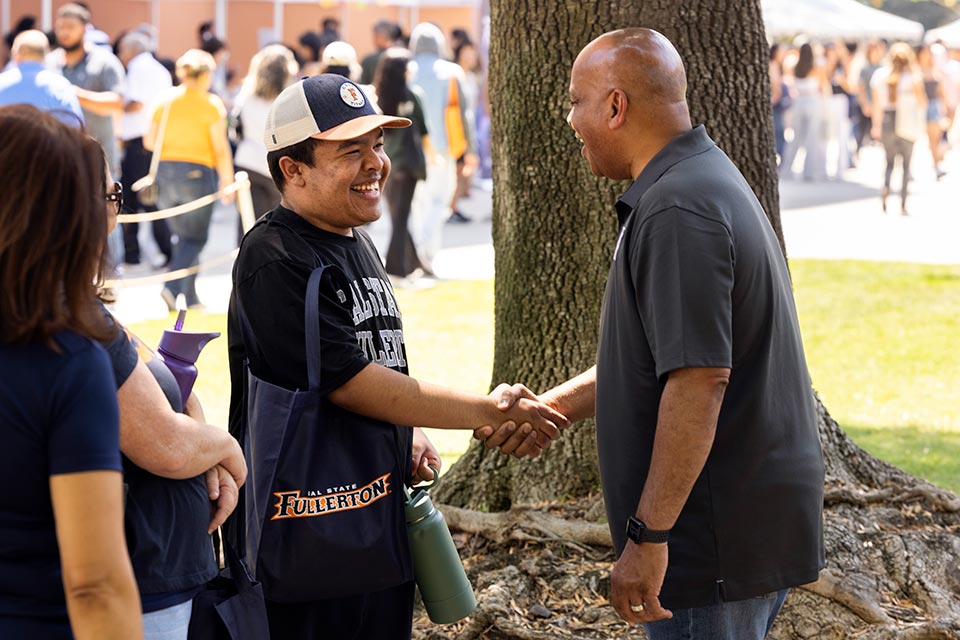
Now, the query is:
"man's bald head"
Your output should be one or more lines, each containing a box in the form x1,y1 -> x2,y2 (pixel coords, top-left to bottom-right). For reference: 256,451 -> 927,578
12,30 -> 50,63
566,28 -> 692,181
575,28 -> 687,106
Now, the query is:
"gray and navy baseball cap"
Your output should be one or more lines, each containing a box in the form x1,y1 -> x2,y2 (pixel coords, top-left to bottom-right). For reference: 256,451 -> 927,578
263,74 -> 410,152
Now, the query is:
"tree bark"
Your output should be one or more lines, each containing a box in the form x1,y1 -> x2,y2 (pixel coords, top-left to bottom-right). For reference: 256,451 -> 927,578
431,0 -> 960,637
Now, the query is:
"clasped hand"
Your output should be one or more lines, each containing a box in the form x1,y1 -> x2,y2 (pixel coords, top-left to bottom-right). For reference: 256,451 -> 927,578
474,384 -> 569,458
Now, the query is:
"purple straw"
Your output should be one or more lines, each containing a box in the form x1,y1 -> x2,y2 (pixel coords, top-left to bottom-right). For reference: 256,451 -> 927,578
174,309 -> 186,332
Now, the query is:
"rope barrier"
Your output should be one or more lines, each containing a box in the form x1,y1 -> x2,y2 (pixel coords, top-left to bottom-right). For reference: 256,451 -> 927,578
116,174 -> 252,223
105,171 -> 257,289
104,249 -> 239,289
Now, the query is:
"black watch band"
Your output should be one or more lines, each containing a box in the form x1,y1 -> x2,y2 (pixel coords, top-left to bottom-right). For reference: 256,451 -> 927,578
625,516 -> 670,544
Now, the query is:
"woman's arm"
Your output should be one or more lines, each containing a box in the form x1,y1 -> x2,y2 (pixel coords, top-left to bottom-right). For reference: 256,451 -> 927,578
210,120 -> 235,202
51,470 -> 142,640
118,360 -> 246,485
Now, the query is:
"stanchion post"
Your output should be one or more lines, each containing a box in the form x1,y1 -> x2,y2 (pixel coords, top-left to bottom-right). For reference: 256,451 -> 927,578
235,171 -> 257,234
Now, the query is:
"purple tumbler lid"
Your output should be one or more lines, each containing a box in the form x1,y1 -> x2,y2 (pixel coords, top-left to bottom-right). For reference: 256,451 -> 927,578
158,330 -> 221,363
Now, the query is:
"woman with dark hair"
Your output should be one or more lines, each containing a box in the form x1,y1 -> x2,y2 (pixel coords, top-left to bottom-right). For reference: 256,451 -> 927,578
376,47 -> 432,281
297,31 -> 322,76
233,44 -> 299,240
871,43 -> 925,215
0,104 -> 142,638
780,42 -> 827,180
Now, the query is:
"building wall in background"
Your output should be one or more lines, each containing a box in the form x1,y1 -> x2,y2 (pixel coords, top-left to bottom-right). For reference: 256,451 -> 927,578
4,0 -> 477,87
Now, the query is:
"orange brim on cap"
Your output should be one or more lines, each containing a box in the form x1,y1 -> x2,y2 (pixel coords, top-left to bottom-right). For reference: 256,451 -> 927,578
312,114 -> 412,141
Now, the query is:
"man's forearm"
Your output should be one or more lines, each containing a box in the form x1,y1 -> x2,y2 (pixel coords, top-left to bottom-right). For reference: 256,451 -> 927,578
329,363 -> 562,435
75,89 -> 123,116
636,367 -> 729,531
541,365 -> 597,423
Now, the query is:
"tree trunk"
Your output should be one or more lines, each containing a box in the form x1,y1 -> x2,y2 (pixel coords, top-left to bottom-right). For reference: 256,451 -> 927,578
433,0 -> 960,637
437,0 -> 780,508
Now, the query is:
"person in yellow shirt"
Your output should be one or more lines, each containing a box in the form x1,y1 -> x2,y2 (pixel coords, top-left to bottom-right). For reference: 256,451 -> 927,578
145,49 -> 234,310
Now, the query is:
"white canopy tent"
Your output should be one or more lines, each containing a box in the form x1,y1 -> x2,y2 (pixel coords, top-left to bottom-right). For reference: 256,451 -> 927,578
762,0 -> 924,42
926,19 -> 960,48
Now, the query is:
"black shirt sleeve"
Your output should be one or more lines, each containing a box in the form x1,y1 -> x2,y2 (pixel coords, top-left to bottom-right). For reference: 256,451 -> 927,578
630,207 -> 735,380
101,314 -> 139,390
236,259 -> 370,395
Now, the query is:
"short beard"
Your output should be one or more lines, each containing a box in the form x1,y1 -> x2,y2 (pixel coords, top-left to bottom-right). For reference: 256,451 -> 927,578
61,40 -> 84,53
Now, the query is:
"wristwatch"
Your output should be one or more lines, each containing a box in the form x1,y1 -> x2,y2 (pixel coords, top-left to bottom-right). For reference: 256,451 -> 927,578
625,516 -> 670,544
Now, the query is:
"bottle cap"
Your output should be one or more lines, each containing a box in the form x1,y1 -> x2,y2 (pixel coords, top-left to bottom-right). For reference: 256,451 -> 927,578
404,489 -> 436,524
157,329 -> 221,363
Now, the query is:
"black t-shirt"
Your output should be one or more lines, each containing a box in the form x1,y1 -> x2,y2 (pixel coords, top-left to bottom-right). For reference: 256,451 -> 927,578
596,126 -> 824,609
227,205 -> 412,480
103,313 -> 216,612
384,86 -> 429,180
0,332 -> 120,635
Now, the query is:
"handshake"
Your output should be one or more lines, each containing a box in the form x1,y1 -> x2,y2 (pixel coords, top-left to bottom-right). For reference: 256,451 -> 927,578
473,384 -> 570,459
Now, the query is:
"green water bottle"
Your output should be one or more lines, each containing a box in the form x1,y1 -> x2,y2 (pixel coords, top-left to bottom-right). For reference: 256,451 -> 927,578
404,468 -> 477,624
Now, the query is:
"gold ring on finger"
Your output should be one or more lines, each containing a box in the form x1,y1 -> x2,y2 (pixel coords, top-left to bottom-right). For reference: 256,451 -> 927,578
630,603 -> 645,613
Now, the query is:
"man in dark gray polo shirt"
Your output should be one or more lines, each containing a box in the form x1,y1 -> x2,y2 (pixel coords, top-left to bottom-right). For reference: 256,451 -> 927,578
482,28 -> 824,639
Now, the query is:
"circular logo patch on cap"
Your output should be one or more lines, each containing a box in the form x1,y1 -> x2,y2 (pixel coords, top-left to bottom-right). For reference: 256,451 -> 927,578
340,82 -> 365,108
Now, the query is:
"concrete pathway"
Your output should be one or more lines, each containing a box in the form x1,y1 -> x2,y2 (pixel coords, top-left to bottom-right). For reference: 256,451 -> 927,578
110,139 -> 959,326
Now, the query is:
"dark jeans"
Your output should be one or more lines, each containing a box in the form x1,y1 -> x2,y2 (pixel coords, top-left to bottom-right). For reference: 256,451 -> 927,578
265,580 -> 414,640
120,137 -> 172,264
158,161 -> 217,306
385,169 -> 423,277
881,111 -> 914,206
772,106 -> 786,161
645,589 -> 789,640
234,167 -> 280,244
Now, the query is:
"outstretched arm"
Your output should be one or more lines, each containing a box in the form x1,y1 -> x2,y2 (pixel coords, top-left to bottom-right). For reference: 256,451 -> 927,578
327,363 -> 569,456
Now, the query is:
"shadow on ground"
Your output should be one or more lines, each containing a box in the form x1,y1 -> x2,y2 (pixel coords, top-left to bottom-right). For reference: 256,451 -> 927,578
779,178 -> 881,210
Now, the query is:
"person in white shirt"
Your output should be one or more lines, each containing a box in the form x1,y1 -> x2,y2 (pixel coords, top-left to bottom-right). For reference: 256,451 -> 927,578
117,30 -> 173,266
231,44 -> 298,242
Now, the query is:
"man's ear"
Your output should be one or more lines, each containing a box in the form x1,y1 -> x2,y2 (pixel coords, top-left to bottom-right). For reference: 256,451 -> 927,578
278,156 -> 303,186
609,89 -> 627,130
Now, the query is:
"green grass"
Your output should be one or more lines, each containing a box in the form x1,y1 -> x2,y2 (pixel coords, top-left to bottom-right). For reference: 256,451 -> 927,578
790,259 -> 960,491
127,260 -> 960,492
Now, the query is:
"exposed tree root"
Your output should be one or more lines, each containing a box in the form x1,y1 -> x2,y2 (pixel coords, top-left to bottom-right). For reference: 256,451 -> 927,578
824,484 -> 960,513
800,569 -> 892,624
441,504 -> 613,548
415,496 -> 960,640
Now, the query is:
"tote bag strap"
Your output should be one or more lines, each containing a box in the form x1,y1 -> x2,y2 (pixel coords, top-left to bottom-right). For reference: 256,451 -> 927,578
232,262 -> 329,394
147,97 -> 172,180
303,264 -> 332,392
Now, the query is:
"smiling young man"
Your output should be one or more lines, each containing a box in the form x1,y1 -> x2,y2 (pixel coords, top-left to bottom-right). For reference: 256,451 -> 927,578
226,74 -> 565,639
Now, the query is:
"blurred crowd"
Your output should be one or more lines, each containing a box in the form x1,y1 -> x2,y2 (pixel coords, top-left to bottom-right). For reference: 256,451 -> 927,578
771,37 -> 960,214
0,5 -> 491,303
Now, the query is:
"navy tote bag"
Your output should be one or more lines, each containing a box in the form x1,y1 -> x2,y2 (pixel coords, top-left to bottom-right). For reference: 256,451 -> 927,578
187,532 -> 269,640
236,261 -> 412,603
